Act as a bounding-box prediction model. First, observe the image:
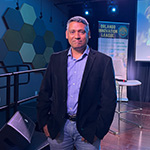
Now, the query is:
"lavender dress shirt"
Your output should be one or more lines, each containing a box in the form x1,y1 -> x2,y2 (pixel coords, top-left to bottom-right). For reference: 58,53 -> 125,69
67,46 -> 90,116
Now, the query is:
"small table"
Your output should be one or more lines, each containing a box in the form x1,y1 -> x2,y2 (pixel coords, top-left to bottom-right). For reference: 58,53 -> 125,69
112,80 -> 142,134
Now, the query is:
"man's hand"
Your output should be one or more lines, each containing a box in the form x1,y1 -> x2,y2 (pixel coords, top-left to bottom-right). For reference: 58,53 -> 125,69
81,136 -> 97,143
43,125 -> 50,137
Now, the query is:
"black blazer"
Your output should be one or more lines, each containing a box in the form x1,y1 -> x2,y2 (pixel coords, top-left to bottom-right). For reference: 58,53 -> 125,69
37,48 -> 117,144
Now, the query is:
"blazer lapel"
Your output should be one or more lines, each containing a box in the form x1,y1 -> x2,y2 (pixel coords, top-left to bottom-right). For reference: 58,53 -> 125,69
79,49 -> 96,94
60,50 -> 68,99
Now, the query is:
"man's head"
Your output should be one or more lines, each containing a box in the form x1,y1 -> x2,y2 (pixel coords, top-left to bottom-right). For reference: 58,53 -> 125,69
66,16 -> 91,52
66,16 -> 90,32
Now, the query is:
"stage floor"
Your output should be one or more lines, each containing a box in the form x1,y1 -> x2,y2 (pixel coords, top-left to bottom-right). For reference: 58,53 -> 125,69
1,101 -> 150,150
101,101 -> 150,150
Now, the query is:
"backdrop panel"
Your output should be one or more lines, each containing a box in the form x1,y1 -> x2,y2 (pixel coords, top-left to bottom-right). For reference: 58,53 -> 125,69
98,21 -> 129,100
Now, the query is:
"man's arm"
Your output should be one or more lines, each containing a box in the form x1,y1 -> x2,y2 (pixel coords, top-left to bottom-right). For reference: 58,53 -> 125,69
37,55 -> 54,130
96,57 -> 117,139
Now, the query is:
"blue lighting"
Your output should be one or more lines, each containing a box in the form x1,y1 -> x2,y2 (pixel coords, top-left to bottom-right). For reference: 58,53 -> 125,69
112,7 -> 116,12
85,10 -> 89,15
107,4 -> 118,16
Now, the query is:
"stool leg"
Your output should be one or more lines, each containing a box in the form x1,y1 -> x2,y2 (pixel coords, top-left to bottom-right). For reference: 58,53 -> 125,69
139,85 -> 142,128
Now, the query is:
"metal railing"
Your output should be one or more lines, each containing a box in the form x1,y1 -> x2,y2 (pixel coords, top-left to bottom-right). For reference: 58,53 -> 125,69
0,65 -> 46,121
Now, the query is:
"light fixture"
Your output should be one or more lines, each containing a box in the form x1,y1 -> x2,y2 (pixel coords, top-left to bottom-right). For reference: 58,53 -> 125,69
107,0 -> 118,16
85,10 -> 89,15
83,1 -> 92,16
112,7 -> 116,13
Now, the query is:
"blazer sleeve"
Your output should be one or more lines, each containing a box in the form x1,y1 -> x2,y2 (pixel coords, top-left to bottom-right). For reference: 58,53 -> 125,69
37,55 -> 54,130
96,57 -> 117,139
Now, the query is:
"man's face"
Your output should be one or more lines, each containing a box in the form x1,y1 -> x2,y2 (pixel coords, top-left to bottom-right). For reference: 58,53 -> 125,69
66,21 -> 90,51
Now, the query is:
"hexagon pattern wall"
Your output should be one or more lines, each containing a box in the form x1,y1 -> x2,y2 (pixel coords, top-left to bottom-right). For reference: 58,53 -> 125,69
3,29 -> 23,52
19,43 -> 35,63
3,8 -> 24,31
33,18 -> 46,36
0,3 -> 63,71
0,39 -> 8,61
20,24 -> 36,43
44,31 -> 55,47
3,51 -> 23,72
33,35 -> 46,54
20,3 -> 36,25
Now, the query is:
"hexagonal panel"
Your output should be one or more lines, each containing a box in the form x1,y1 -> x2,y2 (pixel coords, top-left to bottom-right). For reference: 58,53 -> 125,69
32,54 -> 46,69
19,43 -> 36,63
33,36 -> 46,54
20,3 -> 37,25
53,40 -> 63,52
43,47 -> 54,63
3,29 -> 23,52
33,18 -> 46,36
3,51 -> 23,72
44,30 -> 55,47
0,39 -> 8,61
3,8 -> 24,31
20,23 -> 36,43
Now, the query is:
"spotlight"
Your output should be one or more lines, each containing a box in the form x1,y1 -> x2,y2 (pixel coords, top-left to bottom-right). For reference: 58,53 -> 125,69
83,2 -> 92,16
85,10 -> 89,15
108,4 -> 118,16
111,7 -> 116,13
107,0 -> 118,16
83,8 -> 92,16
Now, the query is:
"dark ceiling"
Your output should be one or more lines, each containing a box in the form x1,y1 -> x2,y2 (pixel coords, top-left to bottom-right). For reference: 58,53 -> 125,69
51,0 -> 128,19
52,0 -> 136,51
53,0 -> 108,6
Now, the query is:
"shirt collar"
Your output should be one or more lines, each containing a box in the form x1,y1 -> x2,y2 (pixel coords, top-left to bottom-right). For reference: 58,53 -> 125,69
67,45 -> 90,57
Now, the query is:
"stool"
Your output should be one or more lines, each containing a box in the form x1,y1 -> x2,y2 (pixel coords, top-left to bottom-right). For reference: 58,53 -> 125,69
111,80 -> 142,134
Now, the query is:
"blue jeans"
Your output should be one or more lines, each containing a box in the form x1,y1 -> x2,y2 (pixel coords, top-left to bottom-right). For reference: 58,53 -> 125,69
47,119 -> 101,150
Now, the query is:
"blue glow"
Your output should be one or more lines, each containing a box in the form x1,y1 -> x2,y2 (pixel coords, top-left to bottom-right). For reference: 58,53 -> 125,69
112,7 -> 116,12
85,10 -> 89,15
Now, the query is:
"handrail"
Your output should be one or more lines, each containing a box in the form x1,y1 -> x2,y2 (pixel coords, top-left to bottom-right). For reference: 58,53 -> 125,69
0,95 -> 38,111
0,72 -> 13,77
0,64 -> 31,89
0,64 -> 30,72
0,66 -> 47,122
13,68 -> 46,75
18,95 -> 39,104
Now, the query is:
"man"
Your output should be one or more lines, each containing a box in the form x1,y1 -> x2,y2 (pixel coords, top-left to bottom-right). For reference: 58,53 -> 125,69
37,16 -> 117,150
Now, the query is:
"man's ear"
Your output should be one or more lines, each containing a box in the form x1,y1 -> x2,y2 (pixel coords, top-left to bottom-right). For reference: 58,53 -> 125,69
88,31 -> 91,39
66,30 -> 68,39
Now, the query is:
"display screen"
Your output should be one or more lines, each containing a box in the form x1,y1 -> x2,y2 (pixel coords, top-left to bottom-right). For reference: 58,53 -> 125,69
135,0 -> 150,61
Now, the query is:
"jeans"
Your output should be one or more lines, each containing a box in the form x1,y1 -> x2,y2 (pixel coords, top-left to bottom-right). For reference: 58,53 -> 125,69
47,119 -> 101,150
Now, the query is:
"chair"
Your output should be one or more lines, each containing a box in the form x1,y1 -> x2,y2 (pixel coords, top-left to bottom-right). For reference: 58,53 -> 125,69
111,80 -> 142,134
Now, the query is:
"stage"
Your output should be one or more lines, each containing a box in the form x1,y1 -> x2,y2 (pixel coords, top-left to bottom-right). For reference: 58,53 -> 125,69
101,101 -> 150,150
0,101 -> 150,150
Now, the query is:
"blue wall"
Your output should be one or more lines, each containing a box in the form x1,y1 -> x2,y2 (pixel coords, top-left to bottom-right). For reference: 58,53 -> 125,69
0,0 -> 69,106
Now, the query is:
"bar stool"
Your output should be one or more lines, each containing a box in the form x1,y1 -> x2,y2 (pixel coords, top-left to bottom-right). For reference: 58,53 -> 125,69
112,80 -> 142,134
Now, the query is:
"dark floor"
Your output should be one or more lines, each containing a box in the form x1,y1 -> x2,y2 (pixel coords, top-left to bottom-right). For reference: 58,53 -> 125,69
0,101 -> 150,150
101,101 -> 150,150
